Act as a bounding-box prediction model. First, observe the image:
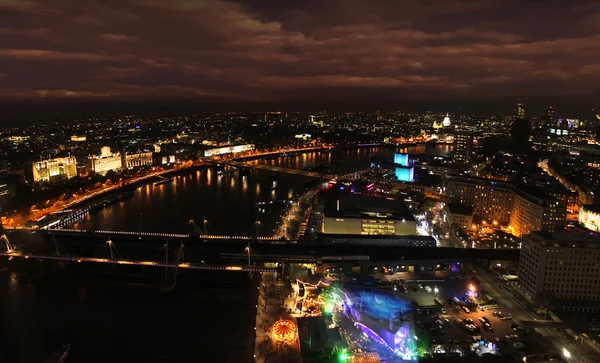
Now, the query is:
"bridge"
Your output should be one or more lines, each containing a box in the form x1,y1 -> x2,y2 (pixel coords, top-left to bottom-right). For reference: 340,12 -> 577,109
15,228 -> 282,241
0,231 -> 274,274
205,159 -> 366,183
0,251 -> 273,273
3,228 -> 520,265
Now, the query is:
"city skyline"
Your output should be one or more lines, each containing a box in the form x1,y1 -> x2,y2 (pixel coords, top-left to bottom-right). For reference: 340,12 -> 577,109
1,0 -> 600,121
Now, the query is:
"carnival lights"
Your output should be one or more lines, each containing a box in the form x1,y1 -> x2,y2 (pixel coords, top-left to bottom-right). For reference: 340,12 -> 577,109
272,319 -> 295,342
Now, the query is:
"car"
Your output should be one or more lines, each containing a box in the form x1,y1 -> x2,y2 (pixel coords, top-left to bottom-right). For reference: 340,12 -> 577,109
510,323 -> 519,330
478,317 -> 487,325
416,308 -> 423,315
444,318 -> 451,326
479,306 -> 485,311
464,318 -> 474,324
455,318 -> 462,325
418,284 -> 423,289
433,314 -> 440,320
481,316 -> 490,324
462,306 -> 471,313
441,308 -> 447,314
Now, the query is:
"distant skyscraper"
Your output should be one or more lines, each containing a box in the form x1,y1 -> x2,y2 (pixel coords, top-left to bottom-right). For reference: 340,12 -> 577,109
515,99 -> 525,119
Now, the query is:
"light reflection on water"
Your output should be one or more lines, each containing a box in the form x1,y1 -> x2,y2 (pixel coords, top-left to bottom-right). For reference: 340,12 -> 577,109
64,146 -> 451,236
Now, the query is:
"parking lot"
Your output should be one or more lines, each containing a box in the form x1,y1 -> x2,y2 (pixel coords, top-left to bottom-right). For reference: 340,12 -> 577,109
387,276 -> 545,358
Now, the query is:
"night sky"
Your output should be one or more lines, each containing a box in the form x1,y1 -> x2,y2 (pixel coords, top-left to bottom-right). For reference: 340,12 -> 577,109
1,0 -> 599,118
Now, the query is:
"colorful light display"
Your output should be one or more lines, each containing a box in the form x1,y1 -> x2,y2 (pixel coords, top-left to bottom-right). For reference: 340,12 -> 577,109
293,279 -> 330,316
272,319 -> 295,341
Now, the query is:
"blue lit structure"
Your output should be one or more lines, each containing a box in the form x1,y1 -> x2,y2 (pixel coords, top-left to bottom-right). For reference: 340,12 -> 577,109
395,167 -> 414,182
394,153 -> 409,167
393,153 -> 414,182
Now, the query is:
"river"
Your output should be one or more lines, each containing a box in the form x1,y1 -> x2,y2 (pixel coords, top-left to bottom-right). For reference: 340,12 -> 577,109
67,145 -> 452,236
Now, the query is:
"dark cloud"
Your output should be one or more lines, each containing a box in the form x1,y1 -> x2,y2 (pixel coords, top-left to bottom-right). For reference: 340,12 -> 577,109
0,0 -> 599,115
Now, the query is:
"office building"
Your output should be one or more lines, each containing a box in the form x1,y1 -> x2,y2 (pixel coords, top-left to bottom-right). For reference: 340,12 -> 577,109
519,231 -> 600,311
446,176 -> 566,237
125,152 -> 153,169
321,193 -> 417,236
579,204 -> 600,232
452,132 -> 473,165
32,156 -> 77,183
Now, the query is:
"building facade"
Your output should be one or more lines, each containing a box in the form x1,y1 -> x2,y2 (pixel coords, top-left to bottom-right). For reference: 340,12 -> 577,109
90,155 -> 122,175
446,176 -> 566,237
452,132 -> 473,164
125,152 -> 153,169
322,193 -> 417,236
519,232 -> 600,311
32,156 -> 77,183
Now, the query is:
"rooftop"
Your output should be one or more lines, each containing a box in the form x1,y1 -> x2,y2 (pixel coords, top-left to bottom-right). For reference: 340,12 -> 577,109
446,203 -> 474,216
529,231 -> 600,249
324,192 -> 415,221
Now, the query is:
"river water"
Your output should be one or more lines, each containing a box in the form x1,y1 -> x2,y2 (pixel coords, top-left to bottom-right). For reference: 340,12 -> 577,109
0,145 -> 452,363
68,145 -> 452,236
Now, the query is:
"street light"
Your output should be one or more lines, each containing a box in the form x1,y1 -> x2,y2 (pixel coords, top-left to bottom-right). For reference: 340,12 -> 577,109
562,348 -> 571,360
469,284 -> 476,293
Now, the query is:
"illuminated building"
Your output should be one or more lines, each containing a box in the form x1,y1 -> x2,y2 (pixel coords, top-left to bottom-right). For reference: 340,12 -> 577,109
579,204 -> 600,232
515,99 -> 525,120
322,193 -> 417,236
519,231 -> 600,311
89,146 -> 122,175
452,131 -> 473,164
446,176 -> 566,237
442,113 -> 451,127
125,152 -> 153,169
32,156 -> 77,183
70,135 -> 86,142
203,144 -> 255,157
393,153 -> 414,182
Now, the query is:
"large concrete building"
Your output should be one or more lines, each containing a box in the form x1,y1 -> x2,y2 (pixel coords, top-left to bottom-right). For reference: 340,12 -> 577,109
519,232 -> 600,312
446,176 -> 566,237
32,156 -> 77,183
322,193 -> 417,236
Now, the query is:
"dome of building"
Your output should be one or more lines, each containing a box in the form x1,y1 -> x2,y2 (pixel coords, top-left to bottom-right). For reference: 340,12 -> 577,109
443,113 -> 451,127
